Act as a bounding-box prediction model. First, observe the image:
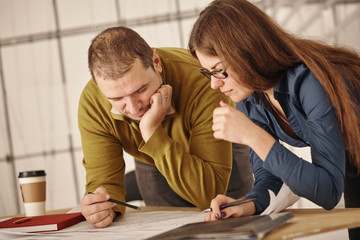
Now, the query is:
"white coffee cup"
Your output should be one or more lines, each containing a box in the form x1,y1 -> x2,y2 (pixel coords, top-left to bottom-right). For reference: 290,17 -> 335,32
18,170 -> 46,216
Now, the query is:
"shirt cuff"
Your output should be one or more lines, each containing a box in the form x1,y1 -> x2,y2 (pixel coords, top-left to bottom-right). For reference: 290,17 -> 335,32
138,127 -> 172,162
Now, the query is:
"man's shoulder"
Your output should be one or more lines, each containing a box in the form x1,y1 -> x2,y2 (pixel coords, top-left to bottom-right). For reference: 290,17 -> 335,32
155,47 -> 188,56
155,47 -> 200,66
81,79 -> 97,97
79,78 -> 107,106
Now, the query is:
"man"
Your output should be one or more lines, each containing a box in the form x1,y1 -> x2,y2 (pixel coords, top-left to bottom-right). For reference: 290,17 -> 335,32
79,26 -> 253,228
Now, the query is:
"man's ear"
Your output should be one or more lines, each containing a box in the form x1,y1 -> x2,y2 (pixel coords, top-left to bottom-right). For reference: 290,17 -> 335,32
153,49 -> 162,73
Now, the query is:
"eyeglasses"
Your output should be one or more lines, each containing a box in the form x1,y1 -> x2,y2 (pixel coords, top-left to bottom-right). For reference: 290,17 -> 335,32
200,68 -> 228,80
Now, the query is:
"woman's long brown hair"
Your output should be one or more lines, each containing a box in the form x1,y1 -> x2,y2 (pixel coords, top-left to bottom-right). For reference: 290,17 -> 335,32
189,0 -> 360,174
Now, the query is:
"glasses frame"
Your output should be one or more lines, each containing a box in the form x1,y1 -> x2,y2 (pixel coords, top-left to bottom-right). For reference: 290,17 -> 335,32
200,68 -> 228,80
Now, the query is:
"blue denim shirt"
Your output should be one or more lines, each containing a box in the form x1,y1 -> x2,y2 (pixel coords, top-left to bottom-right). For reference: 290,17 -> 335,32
238,63 -> 346,214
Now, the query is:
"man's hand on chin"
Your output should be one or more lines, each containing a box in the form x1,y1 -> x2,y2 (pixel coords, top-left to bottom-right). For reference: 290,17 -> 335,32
140,85 -> 172,142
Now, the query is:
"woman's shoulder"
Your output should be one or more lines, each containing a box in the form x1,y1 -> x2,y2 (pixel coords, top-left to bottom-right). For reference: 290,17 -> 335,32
281,63 -> 323,96
282,63 -> 333,115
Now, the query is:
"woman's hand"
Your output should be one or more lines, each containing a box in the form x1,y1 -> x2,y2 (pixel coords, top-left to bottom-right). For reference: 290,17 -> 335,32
204,194 -> 256,221
212,101 -> 258,145
212,100 -> 276,161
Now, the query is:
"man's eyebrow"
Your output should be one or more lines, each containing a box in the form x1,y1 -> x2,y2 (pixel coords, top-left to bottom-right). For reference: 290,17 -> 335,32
134,83 -> 148,92
107,83 -> 148,100
107,96 -> 122,101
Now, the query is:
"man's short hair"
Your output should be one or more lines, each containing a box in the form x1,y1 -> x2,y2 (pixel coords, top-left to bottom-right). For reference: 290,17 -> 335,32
88,26 -> 154,80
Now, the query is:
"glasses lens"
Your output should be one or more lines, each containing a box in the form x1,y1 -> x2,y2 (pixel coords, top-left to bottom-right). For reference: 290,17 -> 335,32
213,69 -> 228,79
200,68 -> 228,80
200,69 -> 211,79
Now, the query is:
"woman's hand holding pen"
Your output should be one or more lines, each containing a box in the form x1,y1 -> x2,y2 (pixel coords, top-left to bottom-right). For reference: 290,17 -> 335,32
204,194 -> 256,222
81,186 -> 117,228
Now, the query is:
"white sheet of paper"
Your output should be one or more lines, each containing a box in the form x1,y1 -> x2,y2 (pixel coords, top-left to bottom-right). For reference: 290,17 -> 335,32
261,184 -> 299,215
0,210 -> 207,240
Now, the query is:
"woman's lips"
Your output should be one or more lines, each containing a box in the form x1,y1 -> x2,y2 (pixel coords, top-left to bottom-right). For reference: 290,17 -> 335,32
223,89 -> 232,96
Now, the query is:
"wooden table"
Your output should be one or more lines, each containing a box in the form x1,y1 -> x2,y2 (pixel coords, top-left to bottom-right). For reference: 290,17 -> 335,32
265,208 -> 360,239
127,207 -> 360,239
1,207 -> 359,239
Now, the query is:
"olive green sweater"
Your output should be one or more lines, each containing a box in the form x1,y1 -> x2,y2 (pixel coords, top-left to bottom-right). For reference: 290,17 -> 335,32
78,48 -> 232,216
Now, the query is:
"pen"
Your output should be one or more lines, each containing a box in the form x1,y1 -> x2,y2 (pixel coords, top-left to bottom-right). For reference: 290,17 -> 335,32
87,192 -> 141,210
203,197 -> 258,212
13,217 -> 32,224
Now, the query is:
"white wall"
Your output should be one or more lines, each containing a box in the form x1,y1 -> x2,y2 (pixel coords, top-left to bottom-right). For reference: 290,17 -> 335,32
0,0 -> 359,217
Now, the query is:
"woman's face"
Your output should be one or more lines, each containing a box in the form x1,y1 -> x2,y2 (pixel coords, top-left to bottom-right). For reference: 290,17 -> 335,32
196,50 -> 253,103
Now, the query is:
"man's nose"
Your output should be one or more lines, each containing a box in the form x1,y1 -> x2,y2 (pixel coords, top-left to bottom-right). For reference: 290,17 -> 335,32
125,97 -> 141,114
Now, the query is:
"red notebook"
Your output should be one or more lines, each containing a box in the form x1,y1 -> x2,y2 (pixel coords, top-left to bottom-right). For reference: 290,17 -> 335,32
0,212 -> 85,233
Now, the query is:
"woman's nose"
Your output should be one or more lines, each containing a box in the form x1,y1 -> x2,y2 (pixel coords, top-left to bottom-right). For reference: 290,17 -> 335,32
210,76 -> 224,89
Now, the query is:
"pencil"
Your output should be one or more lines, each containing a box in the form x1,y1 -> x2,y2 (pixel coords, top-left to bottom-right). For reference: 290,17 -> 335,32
13,217 -> 32,224
203,197 -> 258,212
87,192 -> 141,210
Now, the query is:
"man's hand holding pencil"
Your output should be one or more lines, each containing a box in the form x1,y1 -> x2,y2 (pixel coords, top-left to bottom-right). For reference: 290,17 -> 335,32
81,186 -> 139,228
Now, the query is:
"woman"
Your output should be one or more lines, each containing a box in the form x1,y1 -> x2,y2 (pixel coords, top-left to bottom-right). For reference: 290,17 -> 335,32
188,0 -> 360,238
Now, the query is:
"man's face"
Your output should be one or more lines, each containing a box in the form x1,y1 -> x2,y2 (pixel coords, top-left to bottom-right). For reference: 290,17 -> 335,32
96,57 -> 163,121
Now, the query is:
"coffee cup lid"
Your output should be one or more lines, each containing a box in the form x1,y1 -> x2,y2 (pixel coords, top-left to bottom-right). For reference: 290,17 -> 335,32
18,170 -> 46,178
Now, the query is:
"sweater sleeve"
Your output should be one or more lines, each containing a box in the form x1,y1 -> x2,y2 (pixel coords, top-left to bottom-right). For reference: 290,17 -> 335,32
139,96 -> 233,210
78,83 -> 127,216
